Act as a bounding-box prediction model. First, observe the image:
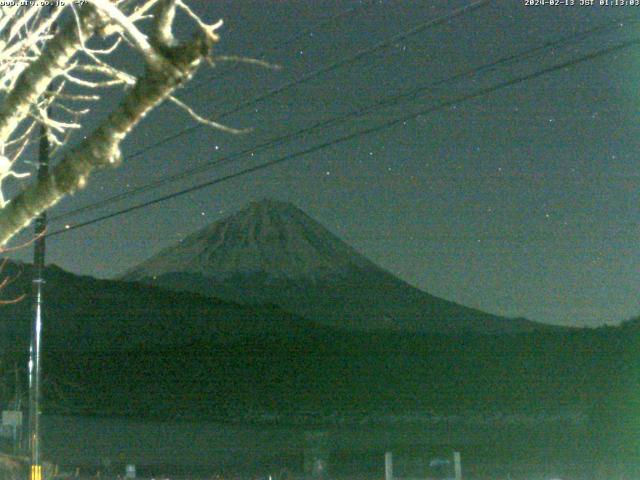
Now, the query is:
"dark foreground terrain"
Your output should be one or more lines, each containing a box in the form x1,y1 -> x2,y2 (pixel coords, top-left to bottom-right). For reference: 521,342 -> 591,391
0,263 -> 637,477
0,321 -> 634,479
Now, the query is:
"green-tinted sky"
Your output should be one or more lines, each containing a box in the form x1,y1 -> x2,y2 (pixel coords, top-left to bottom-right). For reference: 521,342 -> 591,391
8,0 -> 640,327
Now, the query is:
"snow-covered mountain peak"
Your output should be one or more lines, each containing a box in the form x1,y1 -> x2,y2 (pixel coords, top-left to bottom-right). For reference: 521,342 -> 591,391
122,199 -> 549,334
123,199 -> 377,281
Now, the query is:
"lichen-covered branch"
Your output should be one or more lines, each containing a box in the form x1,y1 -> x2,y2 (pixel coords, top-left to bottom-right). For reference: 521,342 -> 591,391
0,0 -> 225,246
86,0 -> 162,66
0,28 -> 214,246
0,4 -> 104,145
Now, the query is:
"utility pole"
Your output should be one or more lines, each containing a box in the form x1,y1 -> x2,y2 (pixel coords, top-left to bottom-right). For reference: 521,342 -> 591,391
453,451 -> 462,480
28,110 -> 50,480
28,10 -> 56,477
14,362 -> 22,453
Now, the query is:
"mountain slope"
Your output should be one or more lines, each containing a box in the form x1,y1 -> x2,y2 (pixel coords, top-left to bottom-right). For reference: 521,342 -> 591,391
0,262 -> 627,459
124,199 -> 379,280
122,199 -> 549,334
0,260 -> 324,353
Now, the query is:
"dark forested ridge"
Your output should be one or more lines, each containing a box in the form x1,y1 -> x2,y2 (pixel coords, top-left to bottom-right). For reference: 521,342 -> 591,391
0,261 -> 638,465
36,324 -> 638,420
122,200 -> 550,334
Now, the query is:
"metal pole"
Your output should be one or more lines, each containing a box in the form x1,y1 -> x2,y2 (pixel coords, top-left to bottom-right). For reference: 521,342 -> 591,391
385,452 -> 393,480
28,117 -> 49,480
453,451 -> 462,480
14,362 -> 21,454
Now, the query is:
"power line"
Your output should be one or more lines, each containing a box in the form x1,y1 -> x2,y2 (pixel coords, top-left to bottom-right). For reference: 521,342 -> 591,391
50,12 -> 640,223
46,38 -> 640,238
102,0 -> 491,163
44,4 -> 377,226
183,2 -> 374,94
206,0 -> 489,116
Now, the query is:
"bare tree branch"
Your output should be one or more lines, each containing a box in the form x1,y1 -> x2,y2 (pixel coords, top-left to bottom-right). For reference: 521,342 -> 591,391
0,0 -> 230,246
0,20 -> 216,245
87,0 -> 162,66
0,4 -> 104,146
168,95 -> 248,134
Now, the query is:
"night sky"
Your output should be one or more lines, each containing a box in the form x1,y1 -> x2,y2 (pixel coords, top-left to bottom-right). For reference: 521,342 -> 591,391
6,0 -> 640,327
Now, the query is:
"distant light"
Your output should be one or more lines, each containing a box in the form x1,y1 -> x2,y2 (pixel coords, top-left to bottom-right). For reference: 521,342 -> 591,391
64,224 -> 71,229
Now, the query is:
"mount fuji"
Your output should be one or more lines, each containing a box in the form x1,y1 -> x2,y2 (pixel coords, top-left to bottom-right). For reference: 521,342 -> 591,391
122,199 -> 549,334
